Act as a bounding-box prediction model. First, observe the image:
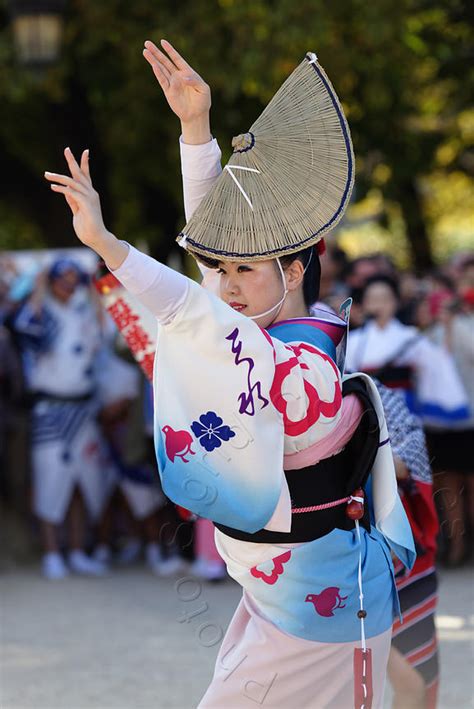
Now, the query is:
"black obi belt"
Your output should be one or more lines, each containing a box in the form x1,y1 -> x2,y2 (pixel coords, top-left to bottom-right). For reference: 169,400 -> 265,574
215,377 -> 379,544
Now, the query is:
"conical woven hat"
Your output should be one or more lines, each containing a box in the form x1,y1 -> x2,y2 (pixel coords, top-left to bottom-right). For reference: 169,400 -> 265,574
178,52 -> 354,262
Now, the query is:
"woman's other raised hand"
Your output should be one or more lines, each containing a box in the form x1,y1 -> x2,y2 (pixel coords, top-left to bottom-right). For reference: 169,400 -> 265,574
44,148 -> 128,270
45,148 -> 108,248
143,39 -> 211,145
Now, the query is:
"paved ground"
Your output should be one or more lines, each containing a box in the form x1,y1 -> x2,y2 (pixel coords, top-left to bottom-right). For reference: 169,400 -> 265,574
1,562 -> 473,708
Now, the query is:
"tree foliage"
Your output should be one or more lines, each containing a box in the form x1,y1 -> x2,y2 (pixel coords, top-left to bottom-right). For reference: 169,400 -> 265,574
0,0 -> 472,270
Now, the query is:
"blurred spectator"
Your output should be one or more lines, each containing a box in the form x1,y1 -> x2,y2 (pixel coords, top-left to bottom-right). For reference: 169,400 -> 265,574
191,518 -> 226,582
345,274 -> 469,429
318,246 -> 349,310
457,255 -> 474,314
397,271 -> 425,325
11,259 -> 109,579
419,287 -> 474,566
93,359 -> 187,576
0,324 -> 24,497
446,252 -> 474,289
337,255 -> 394,330
343,254 -> 396,291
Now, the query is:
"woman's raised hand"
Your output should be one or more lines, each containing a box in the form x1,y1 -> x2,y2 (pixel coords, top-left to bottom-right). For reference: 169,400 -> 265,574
143,39 -> 211,143
45,148 -> 128,270
44,148 -> 109,249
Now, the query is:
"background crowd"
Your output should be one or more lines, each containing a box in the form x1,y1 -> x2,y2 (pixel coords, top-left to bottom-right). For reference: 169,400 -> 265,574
0,3 -> 472,705
1,245 -> 473,577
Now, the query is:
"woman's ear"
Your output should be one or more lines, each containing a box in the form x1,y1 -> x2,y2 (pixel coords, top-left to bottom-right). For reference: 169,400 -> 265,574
284,258 -> 305,291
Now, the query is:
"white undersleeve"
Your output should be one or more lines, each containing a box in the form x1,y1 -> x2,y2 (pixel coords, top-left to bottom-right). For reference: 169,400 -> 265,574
111,244 -> 189,325
113,138 -> 223,322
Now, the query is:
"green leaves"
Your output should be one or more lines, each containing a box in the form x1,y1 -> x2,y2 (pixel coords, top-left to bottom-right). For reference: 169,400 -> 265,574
0,0 -> 472,267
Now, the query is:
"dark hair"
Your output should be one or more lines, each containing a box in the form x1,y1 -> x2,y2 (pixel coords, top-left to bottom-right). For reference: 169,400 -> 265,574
194,254 -> 221,270
280,247 -> 320,307
196,248 -> 321,308
362,273 -> 400,300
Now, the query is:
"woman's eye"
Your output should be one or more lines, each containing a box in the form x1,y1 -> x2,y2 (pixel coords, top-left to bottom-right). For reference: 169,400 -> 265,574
237,266 -> 251,273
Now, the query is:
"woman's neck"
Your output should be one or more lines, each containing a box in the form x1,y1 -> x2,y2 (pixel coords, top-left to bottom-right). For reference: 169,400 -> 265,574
374,316 -> 395,329
272,290 -> 309,324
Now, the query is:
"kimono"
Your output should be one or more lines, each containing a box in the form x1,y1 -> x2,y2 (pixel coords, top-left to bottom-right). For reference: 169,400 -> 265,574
345,318 -> 469,427
375,383 -> 439,708
12,290 -> 107,523
96,138 -> 415,708
105,244 -> 414,708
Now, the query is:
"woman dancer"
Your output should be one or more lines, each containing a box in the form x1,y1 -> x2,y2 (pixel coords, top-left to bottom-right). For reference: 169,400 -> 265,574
45,40 -> 414,708
345,274 -> 469,427
376,383 -> 439,709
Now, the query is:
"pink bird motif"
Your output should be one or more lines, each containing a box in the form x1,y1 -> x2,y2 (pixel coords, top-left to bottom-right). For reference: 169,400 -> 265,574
305,587 -> 348,617
162,425 -> 195,463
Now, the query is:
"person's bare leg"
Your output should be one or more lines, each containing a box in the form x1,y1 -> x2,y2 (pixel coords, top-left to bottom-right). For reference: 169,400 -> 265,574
39,519 -> 59,553
67,487 -> 86,551
388,646 -> 426,709
434,470 -> 465,565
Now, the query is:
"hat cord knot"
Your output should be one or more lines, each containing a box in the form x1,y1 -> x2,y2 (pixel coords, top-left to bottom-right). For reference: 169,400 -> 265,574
232,132 -> 255,153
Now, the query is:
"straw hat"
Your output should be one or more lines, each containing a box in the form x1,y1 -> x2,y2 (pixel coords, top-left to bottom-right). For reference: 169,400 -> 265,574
178,52 -> 354,262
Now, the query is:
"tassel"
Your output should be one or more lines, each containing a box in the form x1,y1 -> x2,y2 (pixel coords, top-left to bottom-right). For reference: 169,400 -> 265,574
352,517 -> 373,708
354,648 -> 373,709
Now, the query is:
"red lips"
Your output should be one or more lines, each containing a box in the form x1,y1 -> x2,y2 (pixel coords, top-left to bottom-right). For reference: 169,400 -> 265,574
229,301 -> 247,312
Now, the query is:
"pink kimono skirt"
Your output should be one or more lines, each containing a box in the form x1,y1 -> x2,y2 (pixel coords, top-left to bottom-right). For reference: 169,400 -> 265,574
199,591 -> 391,708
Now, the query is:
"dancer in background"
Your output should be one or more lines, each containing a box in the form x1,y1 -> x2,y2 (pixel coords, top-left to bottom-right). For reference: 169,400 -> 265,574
45,40 -> 414,707
420,288 -> 474,566
346,274 -> 469,428
376,382 -> 439,709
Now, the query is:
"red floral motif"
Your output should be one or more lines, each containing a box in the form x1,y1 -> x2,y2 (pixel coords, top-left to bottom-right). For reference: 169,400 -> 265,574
269,342 -> 341,437
250,550 -> 292,585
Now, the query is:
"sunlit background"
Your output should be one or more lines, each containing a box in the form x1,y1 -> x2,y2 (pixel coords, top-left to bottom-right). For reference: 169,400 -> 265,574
1,0 -> 473,267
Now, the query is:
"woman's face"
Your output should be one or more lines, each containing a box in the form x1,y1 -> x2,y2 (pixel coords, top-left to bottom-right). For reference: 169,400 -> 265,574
217,259 -> 286,328
362,282 -> 398,325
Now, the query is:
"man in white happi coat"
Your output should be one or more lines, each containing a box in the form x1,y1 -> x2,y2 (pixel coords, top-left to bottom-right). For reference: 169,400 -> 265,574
13,259 -> 109,578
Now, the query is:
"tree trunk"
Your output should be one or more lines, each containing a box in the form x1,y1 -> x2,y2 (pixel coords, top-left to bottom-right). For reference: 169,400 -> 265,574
398,178 -> 434,274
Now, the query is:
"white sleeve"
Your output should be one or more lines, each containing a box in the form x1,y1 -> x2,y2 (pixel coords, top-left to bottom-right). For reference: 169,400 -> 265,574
180,137 -> 222,221
111,244 -> 190,325
180,137 -> 223,289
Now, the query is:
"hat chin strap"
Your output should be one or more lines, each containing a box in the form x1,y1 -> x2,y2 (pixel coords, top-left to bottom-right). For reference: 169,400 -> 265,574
249,258 -> 289,322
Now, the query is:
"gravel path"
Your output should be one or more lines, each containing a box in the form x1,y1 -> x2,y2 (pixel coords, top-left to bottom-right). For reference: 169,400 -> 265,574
1,564 -> 472,708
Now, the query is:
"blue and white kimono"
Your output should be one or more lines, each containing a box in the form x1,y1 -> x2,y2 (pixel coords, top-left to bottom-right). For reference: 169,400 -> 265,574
94,135 -> 416,707
108,234 -> 414,708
